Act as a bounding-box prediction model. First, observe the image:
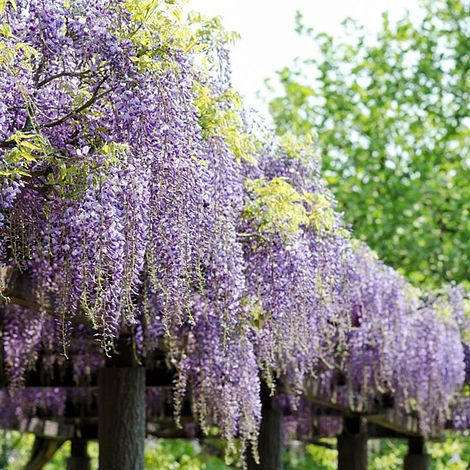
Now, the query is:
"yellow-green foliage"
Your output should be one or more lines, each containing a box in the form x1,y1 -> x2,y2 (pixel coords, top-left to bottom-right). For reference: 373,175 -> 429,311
125,1 -> 237,70
193,83 -> 257,163
0,20 -> 47,176
244,177 -> 335,238
0,131 -> 49,177
303,191 -> 335,231
279,131 -> 317,161
242,296 -> 268,330
0,24 -> 40,79
125,0 -> 194,73
125,0 -> 257,163
0,0 -> 16,15
244,177 -> 309,237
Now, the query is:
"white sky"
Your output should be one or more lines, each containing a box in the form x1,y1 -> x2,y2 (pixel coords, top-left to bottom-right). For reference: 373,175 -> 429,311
187,0 -> 422,119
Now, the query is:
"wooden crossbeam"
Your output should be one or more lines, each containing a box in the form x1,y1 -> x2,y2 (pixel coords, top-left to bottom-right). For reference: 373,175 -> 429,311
0,267 -> 90,325
0,364 -> 175,388
19,418 -> 75,439
1,413 -> 423,447
302,381 -> 426,438
367,410 -> 421,437
0,379 -> 426,439
2,417 -> 201,442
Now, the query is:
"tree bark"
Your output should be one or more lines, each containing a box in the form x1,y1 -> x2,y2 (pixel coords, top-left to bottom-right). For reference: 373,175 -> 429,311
98,337 -> 145,470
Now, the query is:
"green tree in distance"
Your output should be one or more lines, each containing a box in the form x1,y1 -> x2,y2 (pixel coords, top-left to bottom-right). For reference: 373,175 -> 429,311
266,0 -> 469,287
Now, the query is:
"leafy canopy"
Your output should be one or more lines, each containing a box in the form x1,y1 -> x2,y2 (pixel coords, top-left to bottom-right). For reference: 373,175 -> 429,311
266,0 -> 470,287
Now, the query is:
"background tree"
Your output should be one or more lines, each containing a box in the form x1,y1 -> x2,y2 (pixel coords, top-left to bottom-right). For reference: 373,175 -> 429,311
266,0 -> 470,287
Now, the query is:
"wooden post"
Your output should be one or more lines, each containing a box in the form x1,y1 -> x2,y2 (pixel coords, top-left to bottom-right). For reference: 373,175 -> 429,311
98,336 -> 145,470
67,439 -> 91,470
404,437 -> 429,470
337,417 -> 368,470
247,392 -> 283,470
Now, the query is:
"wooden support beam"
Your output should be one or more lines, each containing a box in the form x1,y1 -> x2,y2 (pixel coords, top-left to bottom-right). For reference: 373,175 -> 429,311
24,437 -> 65,470
0,266 -> 16,292
19,418 -> 75,439
15,365 -> 173,388
337,417 -> 368,470
77,419 -> 200,441
404,437 -> 429,470
1,267 -> 49,314
366,423 -> 414,440
367,409 -> 421,437
98,336 -> 145,470
0,267 -> 89,325
247,391 -> 284,470
0,352 -> 174,389
301,382 -> 349,414
67,439 -> 91,470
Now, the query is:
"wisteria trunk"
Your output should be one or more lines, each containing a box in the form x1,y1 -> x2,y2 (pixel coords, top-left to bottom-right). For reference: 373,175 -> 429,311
98,339 -> 145,470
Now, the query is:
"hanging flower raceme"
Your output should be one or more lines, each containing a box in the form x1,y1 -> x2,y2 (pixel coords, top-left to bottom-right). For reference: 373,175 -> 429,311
0,0 -> 243,337
240,136 -> 353,397
173,294 -> 261,459
335,247 -> 466,434
394,286 -> 466,435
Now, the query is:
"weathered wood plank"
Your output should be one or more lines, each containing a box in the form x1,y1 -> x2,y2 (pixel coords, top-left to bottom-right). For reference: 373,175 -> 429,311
367,409 -> 421,437
0,267 -> 90,325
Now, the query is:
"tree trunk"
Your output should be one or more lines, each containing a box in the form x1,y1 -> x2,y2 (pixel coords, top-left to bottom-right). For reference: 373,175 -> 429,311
98,337 -> 145,470
337,417 -> 368,470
